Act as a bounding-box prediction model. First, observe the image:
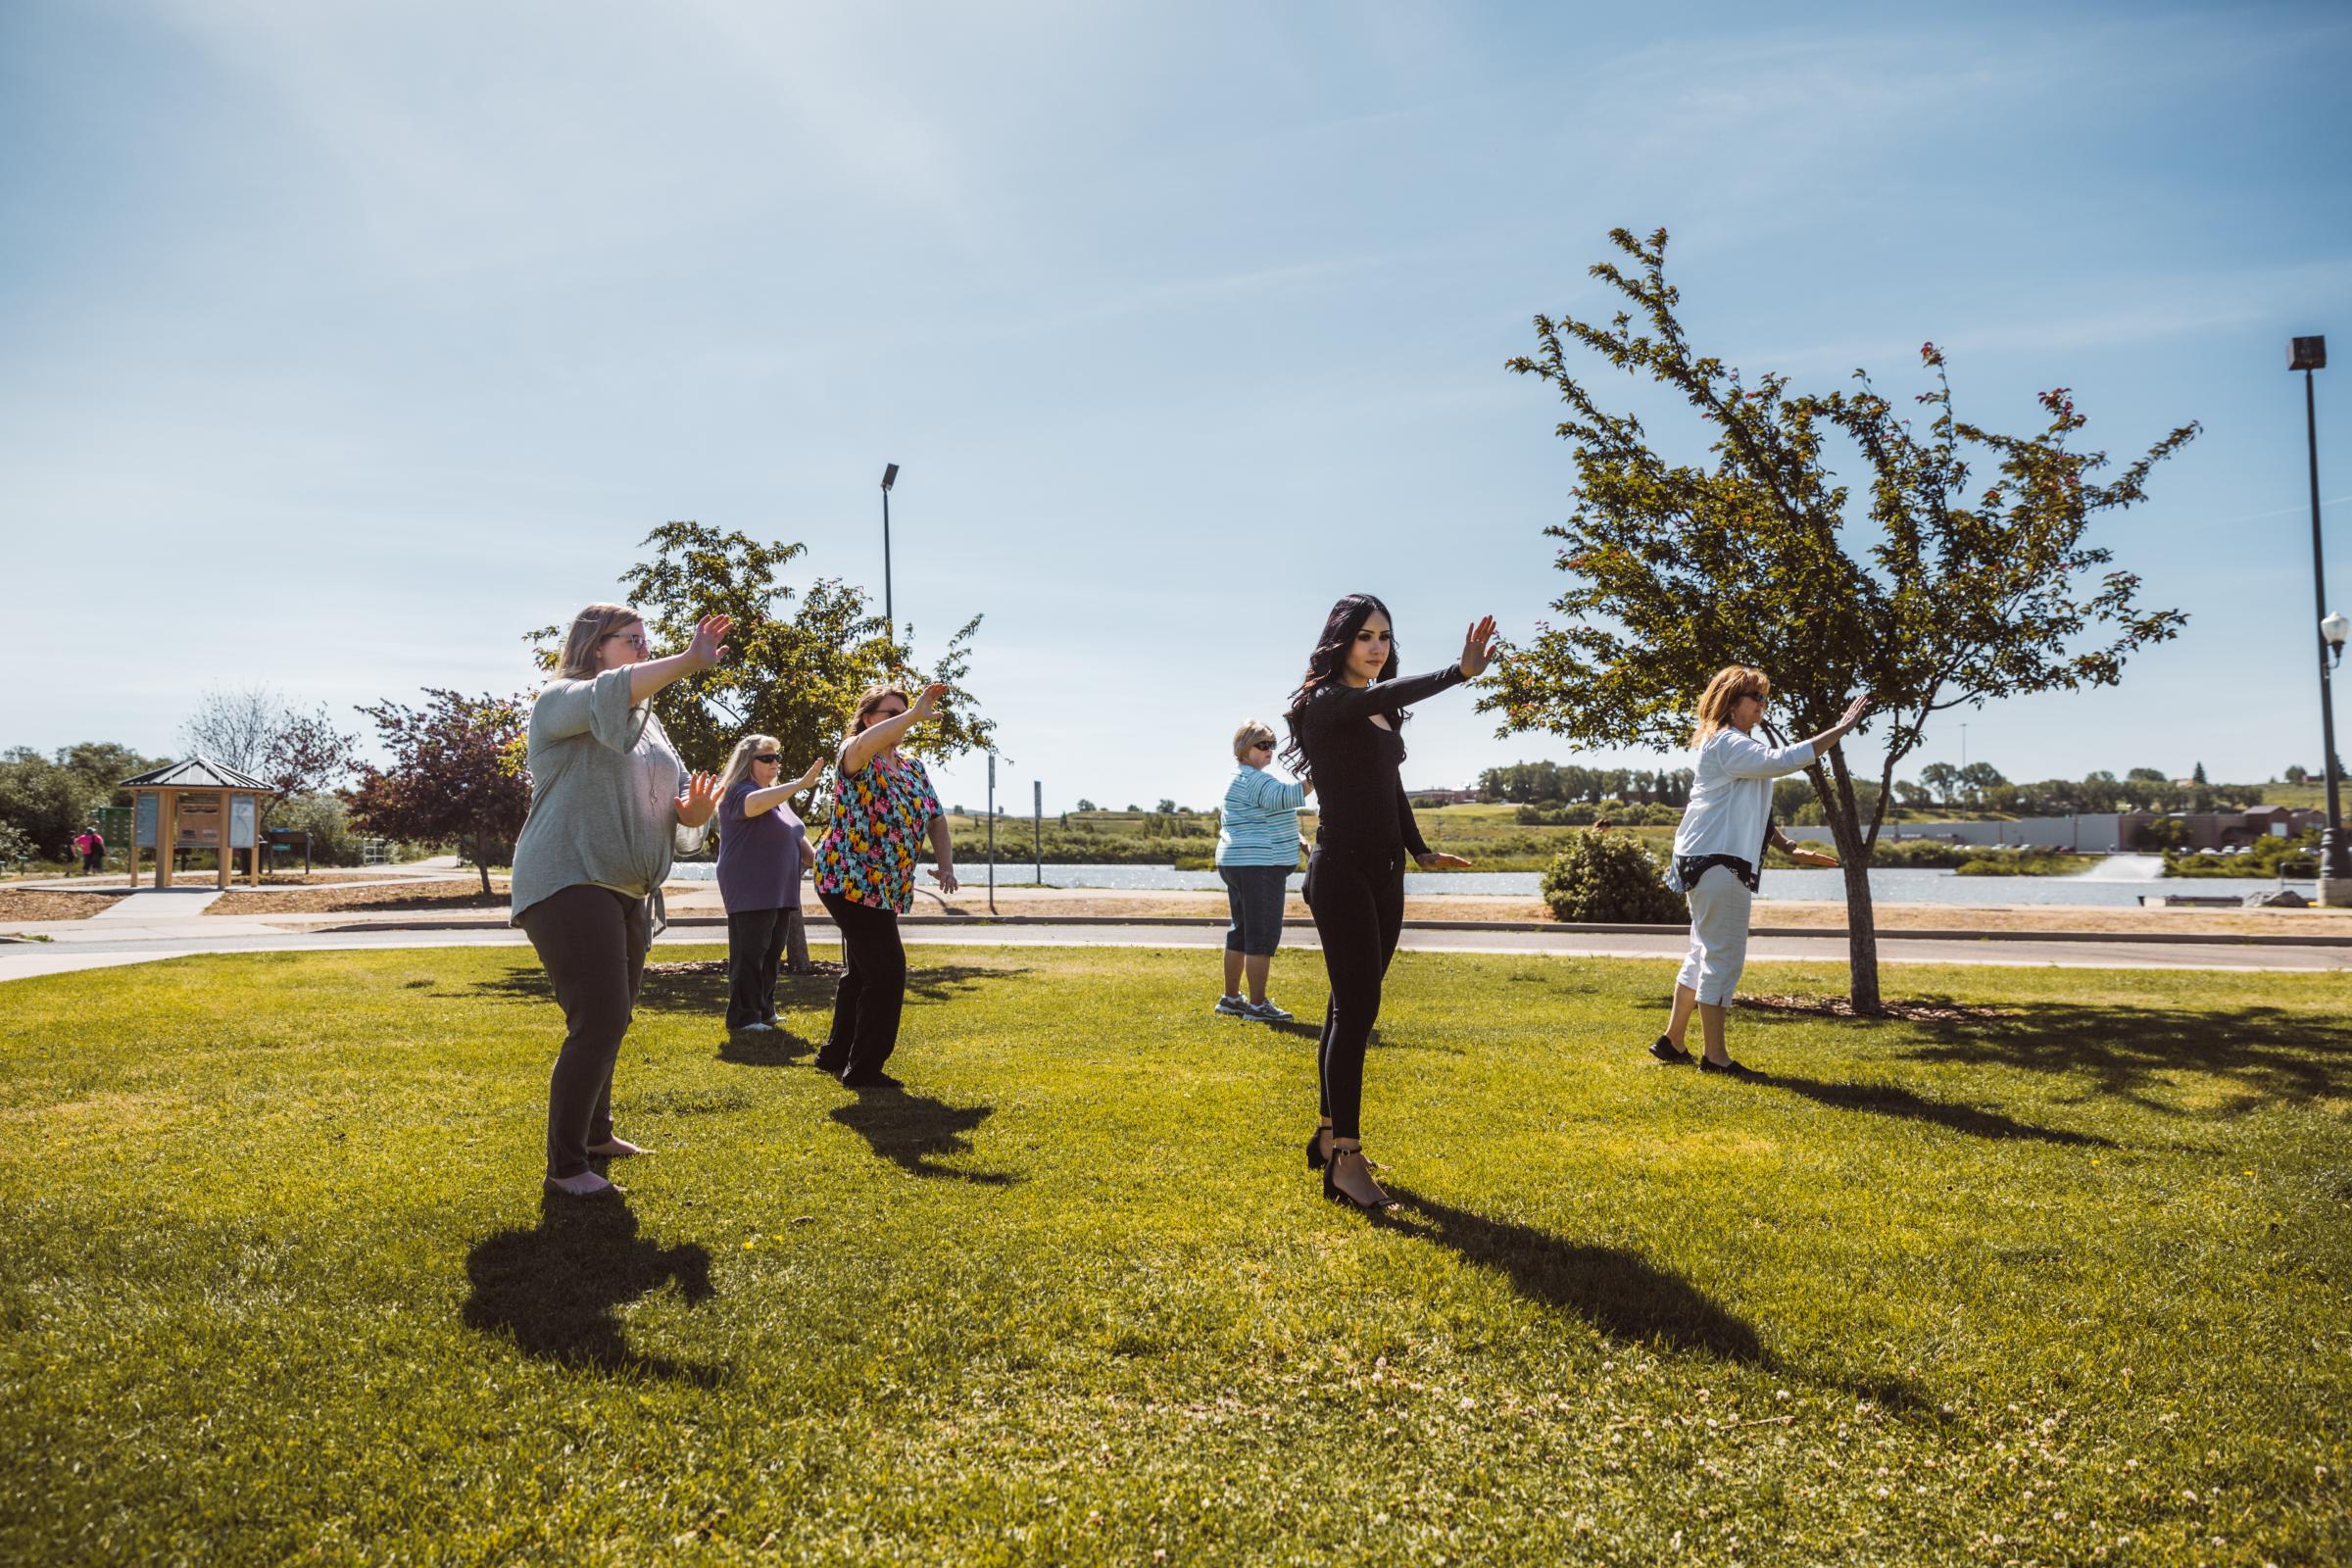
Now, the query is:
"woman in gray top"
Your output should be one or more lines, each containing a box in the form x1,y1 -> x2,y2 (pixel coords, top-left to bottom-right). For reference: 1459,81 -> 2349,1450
513,602 -> 726,1200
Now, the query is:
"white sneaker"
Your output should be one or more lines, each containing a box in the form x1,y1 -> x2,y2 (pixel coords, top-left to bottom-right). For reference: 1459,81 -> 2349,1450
1214,995 -> 1250,1017
739,1021 -> 776,1033
585,1137 -> 648,1157
1246,1000 -> 1294,1022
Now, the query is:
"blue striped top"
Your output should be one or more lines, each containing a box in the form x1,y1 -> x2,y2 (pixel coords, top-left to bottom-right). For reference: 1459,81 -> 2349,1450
1216,764 -> 1306,866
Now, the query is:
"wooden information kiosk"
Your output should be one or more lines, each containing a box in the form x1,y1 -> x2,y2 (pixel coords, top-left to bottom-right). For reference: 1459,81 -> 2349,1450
120,758 -> 270,890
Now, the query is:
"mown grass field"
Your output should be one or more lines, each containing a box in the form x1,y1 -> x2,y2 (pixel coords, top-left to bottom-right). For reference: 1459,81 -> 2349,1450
3,946 -> 2347,1564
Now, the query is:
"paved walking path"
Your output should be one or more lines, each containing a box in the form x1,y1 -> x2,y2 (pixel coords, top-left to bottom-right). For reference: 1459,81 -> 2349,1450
88,887 -> 223,920
5,913 -> 2348,985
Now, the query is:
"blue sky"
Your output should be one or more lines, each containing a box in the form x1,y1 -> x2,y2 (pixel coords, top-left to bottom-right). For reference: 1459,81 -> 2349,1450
4,0 -> 2348,813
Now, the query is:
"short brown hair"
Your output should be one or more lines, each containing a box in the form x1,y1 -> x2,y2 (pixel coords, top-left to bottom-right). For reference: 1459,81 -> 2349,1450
846,683 -> 913,741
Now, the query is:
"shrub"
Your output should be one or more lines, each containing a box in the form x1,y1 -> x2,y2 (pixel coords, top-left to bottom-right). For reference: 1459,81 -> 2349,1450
270,792 -> 368,866
1539,831 -> 1687,924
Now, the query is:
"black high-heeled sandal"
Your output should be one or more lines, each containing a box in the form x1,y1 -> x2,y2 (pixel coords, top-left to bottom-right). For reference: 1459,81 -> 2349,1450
1322,1146 -> 1399,1212
1305,1124 -> 1332,1170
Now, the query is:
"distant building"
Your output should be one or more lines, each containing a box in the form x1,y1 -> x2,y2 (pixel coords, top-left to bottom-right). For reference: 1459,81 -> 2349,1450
1405,787 -> 1482,807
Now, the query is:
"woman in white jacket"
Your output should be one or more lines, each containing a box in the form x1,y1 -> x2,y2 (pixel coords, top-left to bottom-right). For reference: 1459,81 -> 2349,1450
1650,667 -> 1869,1075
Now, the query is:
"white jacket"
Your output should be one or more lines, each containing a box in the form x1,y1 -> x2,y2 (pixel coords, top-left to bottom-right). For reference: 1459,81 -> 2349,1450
1666,727 -> 1817,889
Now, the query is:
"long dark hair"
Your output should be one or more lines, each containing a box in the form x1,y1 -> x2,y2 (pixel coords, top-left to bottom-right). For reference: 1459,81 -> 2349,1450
1281,592 -> 1403,773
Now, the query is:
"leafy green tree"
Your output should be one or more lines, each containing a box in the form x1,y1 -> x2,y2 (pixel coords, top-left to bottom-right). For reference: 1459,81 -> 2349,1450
0,744 -> 169,859
1484,227 -> 2197,1010
532,523 -> 990,815
2192,760 -> 2208,785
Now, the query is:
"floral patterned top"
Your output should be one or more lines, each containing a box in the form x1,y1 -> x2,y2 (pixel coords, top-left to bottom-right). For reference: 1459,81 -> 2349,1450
812,753 -> 942,914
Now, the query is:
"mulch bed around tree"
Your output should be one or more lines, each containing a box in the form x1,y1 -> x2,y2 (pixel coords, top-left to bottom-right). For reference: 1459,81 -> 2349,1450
644,958 -> 846,978
0,889 -> 131,922
207,882 -> 512,915
1738,993 -> 2024,1022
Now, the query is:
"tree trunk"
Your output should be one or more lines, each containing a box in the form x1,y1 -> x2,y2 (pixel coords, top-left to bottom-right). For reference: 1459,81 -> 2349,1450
784,906 -> 811,972
1833,812 -> 1883,1014
469,840 -> 493,897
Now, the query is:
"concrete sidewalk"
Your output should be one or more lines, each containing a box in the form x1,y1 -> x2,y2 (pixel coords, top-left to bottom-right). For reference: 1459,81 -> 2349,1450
6,913 -> 2349,985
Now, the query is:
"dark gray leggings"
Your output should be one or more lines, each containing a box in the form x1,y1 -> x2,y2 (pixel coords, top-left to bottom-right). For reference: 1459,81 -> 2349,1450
519,884 -> 650,1179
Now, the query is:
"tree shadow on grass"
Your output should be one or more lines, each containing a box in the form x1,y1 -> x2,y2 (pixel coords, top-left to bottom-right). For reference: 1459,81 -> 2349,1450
1896,1002 -> 2352,1117
1754,1072 -> 2114,1147
904,962 -> 1031,1002
829,1087 -> 1019,1185
463,1199 -> 721,1384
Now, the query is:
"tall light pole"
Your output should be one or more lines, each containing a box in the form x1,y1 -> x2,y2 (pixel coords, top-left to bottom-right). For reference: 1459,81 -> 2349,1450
2293,335 -> 2349,904
880,463 -> 900,636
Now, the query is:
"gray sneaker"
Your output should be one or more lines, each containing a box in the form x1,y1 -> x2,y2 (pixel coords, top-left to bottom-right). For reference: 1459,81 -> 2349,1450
1246,1000 -> 1295,1022
1214,995 -> 1251,1017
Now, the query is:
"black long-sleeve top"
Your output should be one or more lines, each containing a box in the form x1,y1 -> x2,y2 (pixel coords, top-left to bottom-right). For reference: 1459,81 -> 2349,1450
1296,662 -> 1466,860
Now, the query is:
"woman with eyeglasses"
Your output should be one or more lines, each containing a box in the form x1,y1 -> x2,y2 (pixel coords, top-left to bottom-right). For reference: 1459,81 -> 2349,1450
1284,594 -> 1494,1213
1649,667 -> 1868,1075
1214,719 -> 1313,1021
810,681 -> 958,1088
711,734 -> 824,1034
511,603 -> 727,1200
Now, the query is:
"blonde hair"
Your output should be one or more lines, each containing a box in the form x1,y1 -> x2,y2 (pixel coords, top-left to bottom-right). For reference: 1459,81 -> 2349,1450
555,603 -> 645,681
1233,718 -> 1277,763
845,683 -> 913,742
714,733 -> 782,801
1692,665 -> 1771,748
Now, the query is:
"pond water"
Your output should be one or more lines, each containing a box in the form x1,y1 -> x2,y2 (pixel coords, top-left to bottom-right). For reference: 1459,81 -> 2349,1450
671,855 -> 2310,908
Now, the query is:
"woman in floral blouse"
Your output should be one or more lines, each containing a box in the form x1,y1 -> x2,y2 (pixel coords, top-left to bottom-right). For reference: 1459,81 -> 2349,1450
811,681 -> 959,1087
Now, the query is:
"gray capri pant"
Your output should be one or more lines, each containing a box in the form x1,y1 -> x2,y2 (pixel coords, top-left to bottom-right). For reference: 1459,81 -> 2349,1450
1218,865 -> 1290,957
1675,863 -> 1754,1005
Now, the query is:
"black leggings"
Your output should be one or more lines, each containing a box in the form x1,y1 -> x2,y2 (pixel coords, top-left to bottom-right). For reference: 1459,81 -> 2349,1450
816,890 -> 906,1078
724,906 -> 790,1029
517,884 -> 650,1179
1305,846 -> 1405,1141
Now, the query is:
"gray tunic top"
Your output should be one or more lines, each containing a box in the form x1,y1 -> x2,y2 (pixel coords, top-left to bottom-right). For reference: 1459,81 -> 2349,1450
510,667 -> 705,924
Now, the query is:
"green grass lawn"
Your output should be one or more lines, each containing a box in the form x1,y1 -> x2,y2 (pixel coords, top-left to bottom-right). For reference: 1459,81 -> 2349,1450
3,947 -> 2348,1565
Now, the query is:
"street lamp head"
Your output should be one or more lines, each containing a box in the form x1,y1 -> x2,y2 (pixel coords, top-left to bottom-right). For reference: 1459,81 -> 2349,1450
880,463 -> 900,491
2326,611 -> 2350,652
2291,336 -> 2328,371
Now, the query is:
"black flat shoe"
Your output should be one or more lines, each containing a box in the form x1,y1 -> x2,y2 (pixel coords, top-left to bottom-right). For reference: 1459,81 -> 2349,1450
812,1053 -> 848,1075
841,1069 -> 903,1090
1697,1055 -> 1760,1078
1648,1035 -> 1692,1064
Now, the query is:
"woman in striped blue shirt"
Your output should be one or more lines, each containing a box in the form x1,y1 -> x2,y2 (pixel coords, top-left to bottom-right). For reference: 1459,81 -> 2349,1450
1214,719 -> 1313,1020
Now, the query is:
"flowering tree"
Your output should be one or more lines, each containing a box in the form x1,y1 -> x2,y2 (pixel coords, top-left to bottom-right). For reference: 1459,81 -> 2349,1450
348,691 -> 532,894
1483,228 -> 2197,1011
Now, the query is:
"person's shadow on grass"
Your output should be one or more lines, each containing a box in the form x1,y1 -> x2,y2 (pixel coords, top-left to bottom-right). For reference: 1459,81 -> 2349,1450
829,1088 -> 1019,1185
463,1200 -> 721,1384
1380,1188 -> 1764,1361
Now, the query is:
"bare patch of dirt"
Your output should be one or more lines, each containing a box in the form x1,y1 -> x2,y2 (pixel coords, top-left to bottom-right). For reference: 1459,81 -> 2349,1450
1738,993 -> 2025,1022
208,881 -> 510,915
0,889 -> 130,921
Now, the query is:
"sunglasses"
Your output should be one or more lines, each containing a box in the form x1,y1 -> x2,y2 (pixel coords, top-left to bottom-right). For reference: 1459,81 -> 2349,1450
752,755 -> 780,763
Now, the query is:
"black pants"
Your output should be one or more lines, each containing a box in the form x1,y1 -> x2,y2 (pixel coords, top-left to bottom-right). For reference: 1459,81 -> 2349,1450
1305,846 -> 1405,1141
725,906 -> 791,1029
816,890 -> 906,1079
518,884 -> 650,1179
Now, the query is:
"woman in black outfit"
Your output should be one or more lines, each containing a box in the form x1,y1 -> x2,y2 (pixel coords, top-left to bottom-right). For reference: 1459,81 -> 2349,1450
1285,594 -> 1495,1211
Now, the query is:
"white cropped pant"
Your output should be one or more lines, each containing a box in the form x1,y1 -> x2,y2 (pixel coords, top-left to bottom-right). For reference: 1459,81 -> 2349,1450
1675,863 -> 1753,1005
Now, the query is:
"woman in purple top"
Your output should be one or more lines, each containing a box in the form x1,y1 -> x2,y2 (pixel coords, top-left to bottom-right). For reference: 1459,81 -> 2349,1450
712,733 -> 824,1033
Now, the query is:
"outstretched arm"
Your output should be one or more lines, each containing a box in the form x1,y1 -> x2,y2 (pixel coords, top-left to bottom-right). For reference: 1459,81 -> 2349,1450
629,614 -> 731,705
1314,616 -> 1497,722
839,683 -> 949,775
